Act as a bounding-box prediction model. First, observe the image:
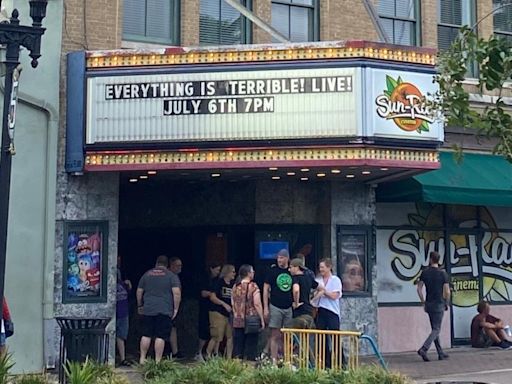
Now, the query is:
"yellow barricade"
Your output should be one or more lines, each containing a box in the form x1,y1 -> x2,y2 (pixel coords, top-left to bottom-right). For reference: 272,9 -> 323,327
281,328 -> 361,371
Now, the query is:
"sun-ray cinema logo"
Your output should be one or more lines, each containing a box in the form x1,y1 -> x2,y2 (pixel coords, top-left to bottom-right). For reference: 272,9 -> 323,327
375,75 -> 433,133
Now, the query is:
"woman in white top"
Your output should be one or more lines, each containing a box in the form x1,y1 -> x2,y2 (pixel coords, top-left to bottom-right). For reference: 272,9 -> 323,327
314,258 -> 342,330
312,258 -> 343,368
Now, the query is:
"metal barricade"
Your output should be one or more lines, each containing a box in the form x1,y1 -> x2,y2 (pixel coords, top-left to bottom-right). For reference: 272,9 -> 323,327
281,328 -> 361,371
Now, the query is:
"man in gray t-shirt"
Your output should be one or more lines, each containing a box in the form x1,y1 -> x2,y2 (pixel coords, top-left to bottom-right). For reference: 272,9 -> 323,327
137,255 -> 181,364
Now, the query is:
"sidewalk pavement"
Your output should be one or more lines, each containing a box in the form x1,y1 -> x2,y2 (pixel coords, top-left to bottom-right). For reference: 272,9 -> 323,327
364,346 -> 512,383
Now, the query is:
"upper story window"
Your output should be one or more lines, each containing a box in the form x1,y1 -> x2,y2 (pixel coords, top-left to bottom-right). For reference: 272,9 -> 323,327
493,0 -> 512,43
123,0 -> 180,45
271,0 -> 319,42
437,0 -> 475,51
200,0 -> 252,45
378,0 -> 419,46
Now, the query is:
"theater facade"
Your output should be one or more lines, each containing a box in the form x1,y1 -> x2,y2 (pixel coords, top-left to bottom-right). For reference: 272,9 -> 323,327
54,40 -> 460,359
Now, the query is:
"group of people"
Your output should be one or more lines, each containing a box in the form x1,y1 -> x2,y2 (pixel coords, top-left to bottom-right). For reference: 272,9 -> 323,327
129,248 -> 343,364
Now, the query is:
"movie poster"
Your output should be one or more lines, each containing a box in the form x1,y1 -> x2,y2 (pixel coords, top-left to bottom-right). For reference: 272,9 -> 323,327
63,221 -> 108,303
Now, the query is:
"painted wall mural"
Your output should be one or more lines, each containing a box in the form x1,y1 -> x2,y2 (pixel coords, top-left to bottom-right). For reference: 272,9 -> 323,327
377,203 -> 512,308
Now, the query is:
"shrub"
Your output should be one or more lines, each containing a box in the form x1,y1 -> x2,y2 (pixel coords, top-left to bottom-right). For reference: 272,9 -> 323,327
137,359 -> 182,381
0,353 -> 15,384
141,359 -> 412,384
14,374 -> 49,384
63,358 -> 96,384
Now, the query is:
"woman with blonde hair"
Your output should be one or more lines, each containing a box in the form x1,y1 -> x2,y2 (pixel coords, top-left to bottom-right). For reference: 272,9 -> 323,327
206,264 -> 236,358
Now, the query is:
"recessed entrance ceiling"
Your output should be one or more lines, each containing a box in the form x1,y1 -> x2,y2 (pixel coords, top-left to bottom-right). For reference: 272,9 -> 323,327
120,165 -> 423,185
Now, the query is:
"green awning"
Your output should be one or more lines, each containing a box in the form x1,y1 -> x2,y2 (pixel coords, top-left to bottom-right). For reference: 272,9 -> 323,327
377,152 -> 512,207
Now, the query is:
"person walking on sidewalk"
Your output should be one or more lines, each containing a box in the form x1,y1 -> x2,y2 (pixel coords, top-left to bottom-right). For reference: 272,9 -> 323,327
416,251 -> 451,362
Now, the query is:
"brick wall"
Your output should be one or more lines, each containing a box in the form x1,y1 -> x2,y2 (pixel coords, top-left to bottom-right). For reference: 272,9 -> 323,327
421,0 -> 438,48
182,0 -> 200,46
61,0 -> 121,53
253,0 -> 272,44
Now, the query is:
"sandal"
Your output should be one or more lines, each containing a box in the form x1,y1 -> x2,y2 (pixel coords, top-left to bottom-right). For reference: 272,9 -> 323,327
120,360 -> 131,367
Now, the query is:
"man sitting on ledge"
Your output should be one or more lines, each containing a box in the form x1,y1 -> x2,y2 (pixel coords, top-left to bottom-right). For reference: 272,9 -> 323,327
470,301 -> 512,349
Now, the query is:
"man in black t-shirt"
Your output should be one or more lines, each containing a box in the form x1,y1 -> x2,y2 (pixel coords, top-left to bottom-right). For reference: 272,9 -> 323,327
263,249 -> 293,361
416,251 -> 451,362
289,258 -> 319,329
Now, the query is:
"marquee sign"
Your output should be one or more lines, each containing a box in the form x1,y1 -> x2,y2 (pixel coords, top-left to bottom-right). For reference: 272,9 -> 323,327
86,67 -> 360,144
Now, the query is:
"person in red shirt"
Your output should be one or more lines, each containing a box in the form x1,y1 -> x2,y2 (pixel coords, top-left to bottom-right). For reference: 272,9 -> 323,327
471,301 -> 511,349
1,297 -> 12,357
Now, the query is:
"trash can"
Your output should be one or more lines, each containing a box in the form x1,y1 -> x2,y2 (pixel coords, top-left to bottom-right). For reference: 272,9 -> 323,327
57,317 -> 111,383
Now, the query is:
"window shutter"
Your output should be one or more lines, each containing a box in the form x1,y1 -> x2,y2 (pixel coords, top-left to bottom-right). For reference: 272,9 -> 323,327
200,0 -> 245,45
439,0 -> 462,25
493,0 -> 512,33
123,0 -> 145,37
220,2 -> 243,45
290,6 -> 311,42
271,3 -> 290,42
395,0 -> 415,19
378,0 -> 395,17
437,25 -> 459,51
146,0 -> 172,40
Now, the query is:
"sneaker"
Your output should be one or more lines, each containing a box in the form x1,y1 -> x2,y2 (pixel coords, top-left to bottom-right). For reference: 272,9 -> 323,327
194,353 -> 205,362
498,341 -> 512,349
172,352 -> 185,359
417,348 -> 430,362
438,353 -> 449,360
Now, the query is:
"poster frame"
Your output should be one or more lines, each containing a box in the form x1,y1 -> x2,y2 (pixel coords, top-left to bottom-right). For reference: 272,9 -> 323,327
337,225 -> 373,297
62,220 -> 109,304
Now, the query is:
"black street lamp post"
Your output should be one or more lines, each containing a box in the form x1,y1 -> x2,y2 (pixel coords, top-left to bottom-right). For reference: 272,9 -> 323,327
0,0 -> 48,316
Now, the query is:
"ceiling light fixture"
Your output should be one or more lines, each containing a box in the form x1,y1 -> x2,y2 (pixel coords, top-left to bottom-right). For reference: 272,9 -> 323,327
317,173 -> 326,177
331,169 -> 341,174
300,168 -> 310,172
362,171 -> 371,175
139,175 -> 149,179
147,171 -> 157,175
129,178 -> 138,183
211,173 -> 221,177
272,176 -> 281,180
380,167 -> 389,171
269,167 -> 278,171
346,174 -> 355,178
287,172 -> 296,176
300,177 -> 308,181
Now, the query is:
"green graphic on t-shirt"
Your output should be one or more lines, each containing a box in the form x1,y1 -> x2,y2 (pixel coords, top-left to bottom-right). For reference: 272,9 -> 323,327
276,273 -> 292,292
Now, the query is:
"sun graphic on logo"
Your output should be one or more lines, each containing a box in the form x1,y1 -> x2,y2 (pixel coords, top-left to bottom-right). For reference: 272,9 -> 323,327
377,75 -> 431,134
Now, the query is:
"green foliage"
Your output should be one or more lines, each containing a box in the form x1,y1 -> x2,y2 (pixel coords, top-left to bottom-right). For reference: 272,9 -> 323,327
142,358 -> 411,384
14,374 -> 49,384
0,353 -> 14,384
63,358 -> 97,384
137,359 -> 182,381
436,26 -> 512,161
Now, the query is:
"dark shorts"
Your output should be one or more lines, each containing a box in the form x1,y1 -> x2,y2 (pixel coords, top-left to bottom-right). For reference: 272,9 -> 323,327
142,314 -> 172,340
116,316 -> 129,340
198,309 -> 210,341
474,329 -> 494,348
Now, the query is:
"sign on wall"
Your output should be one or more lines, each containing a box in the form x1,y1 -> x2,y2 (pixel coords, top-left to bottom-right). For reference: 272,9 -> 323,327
377,203 -> 512,306
63,221 -> 108,303
86,67 -> 360,144
365,69 -> 443,141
